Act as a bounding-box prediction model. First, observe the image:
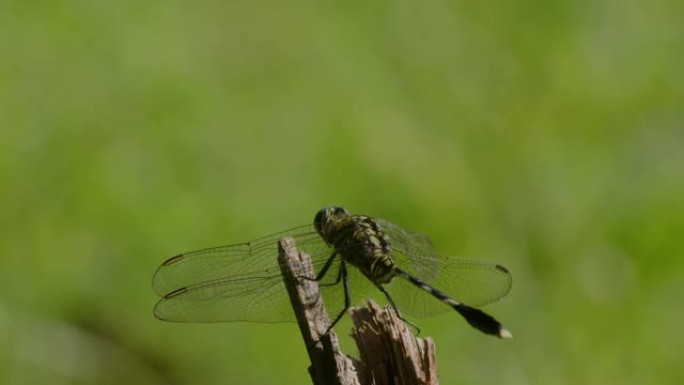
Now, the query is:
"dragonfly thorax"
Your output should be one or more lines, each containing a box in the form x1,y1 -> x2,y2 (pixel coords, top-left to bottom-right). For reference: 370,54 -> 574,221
314,207 -> 396,284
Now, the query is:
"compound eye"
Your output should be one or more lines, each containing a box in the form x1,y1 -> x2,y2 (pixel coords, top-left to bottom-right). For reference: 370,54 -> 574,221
313,208 -> 328,233
333,207 -> 349,216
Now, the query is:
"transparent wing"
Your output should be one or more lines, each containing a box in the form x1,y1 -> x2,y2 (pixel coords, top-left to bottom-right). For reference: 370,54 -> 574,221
153,225 -> 319,297
376,219 -> 440,280
378,219 -> 512,317
153,225 -> 330,322
386,256 -> 512,318
152,224 -> 376,323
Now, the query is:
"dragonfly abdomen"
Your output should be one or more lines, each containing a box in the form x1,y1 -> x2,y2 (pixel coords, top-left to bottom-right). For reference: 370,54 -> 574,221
393,267 -> 512,339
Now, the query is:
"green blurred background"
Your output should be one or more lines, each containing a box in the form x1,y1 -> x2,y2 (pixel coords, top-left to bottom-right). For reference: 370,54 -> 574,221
1,0 -> 683,384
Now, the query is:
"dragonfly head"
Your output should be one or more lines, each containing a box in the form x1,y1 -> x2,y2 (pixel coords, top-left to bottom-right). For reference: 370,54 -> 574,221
314,207 -> 351,241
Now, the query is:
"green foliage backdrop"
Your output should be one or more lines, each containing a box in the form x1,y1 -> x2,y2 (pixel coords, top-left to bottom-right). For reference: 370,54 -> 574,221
1,0 -> 682,384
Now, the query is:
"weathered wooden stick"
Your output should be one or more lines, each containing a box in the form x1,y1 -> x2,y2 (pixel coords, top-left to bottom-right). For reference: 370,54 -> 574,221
278,237 -> 360,385
278,237 -> 440,385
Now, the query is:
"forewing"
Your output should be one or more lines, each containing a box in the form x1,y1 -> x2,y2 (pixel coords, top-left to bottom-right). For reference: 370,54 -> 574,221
152,224 -> 336,322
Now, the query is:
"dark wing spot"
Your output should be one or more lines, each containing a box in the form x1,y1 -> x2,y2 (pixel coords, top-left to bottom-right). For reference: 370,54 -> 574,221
162,254 -> 185,266
164,287 -> 188,299
495,264 -> 510,274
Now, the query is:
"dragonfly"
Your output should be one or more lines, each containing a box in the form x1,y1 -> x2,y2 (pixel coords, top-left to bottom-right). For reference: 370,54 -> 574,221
153,207 -> 513,338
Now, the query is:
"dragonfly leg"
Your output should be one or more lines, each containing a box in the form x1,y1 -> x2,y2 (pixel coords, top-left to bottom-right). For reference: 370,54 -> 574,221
308,261 -> 351,350
297,251 -> 338,282
323,261 -> 351,335
318,259 -> 343,288
377,285 -> 421,335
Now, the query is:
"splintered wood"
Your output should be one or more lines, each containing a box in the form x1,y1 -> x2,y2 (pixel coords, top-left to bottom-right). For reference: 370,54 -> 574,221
351,302 -> 438,385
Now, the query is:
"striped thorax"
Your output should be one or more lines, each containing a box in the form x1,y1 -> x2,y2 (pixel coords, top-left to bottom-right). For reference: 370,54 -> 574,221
314,207 -> 395,284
